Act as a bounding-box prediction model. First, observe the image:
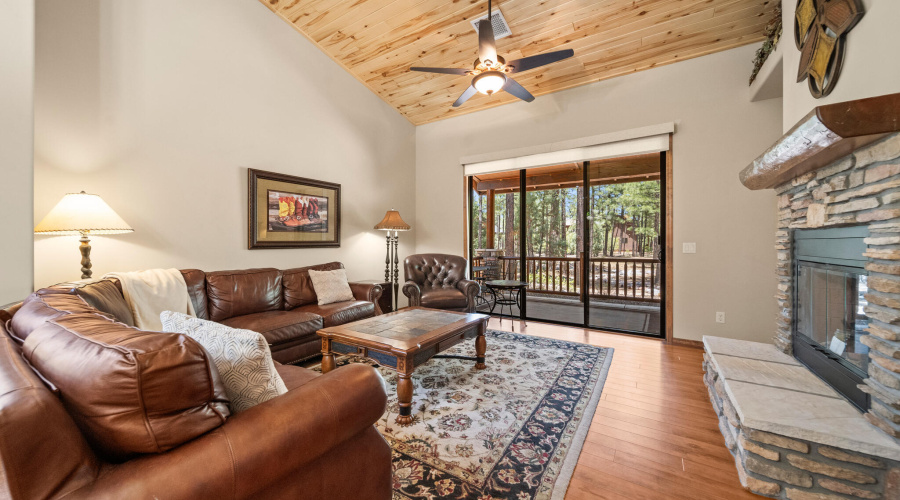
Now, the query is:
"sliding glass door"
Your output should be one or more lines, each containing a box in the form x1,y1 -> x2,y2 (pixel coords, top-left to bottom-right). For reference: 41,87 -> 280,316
469,153 -> 665,337
585,155 -> 663,336
522,164 -> 585,325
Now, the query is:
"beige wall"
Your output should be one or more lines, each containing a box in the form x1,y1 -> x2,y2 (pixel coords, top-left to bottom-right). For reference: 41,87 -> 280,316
0,0 -> 35,305
782,0 -> 900,130
33,0 -> 416,290
415,46 -> 783,343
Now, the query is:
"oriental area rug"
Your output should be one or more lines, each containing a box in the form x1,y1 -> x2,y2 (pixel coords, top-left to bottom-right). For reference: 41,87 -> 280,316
309,329 -> 612,500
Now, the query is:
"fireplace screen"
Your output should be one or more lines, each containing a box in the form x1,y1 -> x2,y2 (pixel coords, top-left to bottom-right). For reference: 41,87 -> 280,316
795,262 -> 869,373
792,226 -> 870,410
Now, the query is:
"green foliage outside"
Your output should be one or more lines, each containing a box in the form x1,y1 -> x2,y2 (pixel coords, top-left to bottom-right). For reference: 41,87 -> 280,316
472,180 -> 661,259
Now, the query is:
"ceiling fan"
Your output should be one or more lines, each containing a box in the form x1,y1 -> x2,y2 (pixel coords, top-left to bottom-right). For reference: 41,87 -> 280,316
410,0 -> 574,107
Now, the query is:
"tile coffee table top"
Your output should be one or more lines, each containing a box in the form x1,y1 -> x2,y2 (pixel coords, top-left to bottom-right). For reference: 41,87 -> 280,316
343,309 -> 466,341
318,307 -> 489,351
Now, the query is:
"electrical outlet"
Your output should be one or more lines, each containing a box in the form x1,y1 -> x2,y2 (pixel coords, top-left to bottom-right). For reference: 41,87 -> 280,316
683,242 -> 697,254
716,312 -> 726,324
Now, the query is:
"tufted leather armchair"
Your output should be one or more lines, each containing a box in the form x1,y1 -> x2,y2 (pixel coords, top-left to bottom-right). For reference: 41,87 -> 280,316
402,254 -> 479,313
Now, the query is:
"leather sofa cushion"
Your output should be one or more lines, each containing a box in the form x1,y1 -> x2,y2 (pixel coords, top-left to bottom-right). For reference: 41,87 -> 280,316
181,269 -> 209,320
421,288 -> 468,309
221,310 -> 323,347
0,337 -> 98,499
274,364 -> 320,391
22,312 -> 231,461
282,262 -> 344,310
10,289 -> 99,342
294,301 -> 375,328
268,337 -> 323,365
74,279 -> 136,327
206,268 -> 283,322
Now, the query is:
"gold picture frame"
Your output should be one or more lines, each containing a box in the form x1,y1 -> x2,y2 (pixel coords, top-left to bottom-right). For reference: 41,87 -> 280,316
248,168 -> 341,249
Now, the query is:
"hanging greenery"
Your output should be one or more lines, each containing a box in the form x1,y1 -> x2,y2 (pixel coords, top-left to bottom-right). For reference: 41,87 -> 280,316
749,3 -> 783,85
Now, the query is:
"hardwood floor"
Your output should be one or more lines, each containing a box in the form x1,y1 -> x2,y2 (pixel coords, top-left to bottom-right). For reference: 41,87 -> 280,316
485,317 -> 763,500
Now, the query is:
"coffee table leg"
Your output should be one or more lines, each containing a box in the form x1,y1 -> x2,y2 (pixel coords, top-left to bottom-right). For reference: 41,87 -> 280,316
396,372 -> 414,426
475,320 -> 487,370
321,339 -> 336,373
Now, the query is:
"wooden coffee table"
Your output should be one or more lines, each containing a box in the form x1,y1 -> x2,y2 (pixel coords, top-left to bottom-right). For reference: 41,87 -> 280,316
317,307 -> 489,426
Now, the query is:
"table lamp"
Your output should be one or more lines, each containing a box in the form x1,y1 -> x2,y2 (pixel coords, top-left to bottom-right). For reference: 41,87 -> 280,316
34,191 -> 133,279
374,209 -> 410,306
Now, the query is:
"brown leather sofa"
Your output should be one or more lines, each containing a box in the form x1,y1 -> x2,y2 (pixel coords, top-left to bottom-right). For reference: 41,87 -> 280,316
182,262 -> 382,364
0,277 -> 391,499
402,254 -> 479,313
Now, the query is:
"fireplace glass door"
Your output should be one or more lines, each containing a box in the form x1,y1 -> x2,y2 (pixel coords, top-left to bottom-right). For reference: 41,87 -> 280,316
795,261 -> 869,375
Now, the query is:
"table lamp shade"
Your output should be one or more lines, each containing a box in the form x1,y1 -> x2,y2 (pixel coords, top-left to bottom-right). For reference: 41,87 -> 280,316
34,191 -> 133,235
374,210 -> 410,231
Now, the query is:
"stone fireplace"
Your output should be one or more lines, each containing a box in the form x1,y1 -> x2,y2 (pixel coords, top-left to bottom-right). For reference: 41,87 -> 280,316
773,131 -> 900,438
703,93 -> 900,499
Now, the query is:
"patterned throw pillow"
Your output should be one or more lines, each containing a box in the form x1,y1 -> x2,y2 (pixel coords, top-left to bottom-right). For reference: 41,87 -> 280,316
308,268 -> 355,305
160,311 -> 288,413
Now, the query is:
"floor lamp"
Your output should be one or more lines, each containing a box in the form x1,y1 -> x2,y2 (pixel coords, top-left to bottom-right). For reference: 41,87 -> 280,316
374,209 -> 410,307
34,191 -> 133,279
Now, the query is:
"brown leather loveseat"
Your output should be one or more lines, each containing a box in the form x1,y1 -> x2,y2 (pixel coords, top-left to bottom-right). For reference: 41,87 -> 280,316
0,273 -> 392,499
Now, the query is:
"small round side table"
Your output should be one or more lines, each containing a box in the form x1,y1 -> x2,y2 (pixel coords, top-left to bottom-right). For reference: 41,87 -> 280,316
485,280 -> 527,321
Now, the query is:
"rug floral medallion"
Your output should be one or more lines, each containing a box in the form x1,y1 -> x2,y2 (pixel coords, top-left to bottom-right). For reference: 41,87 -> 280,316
312,329 -> 612,500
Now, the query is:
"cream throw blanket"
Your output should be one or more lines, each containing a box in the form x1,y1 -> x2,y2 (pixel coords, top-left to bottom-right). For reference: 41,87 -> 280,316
104,269 -> 196,331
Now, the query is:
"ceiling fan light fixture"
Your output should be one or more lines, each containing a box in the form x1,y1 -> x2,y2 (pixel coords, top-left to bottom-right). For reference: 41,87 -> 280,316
407,0 -> 575,108
473,71 -> 506,95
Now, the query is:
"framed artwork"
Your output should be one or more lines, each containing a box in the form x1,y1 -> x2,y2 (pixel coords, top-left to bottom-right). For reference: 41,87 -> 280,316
248,168 -> 341,249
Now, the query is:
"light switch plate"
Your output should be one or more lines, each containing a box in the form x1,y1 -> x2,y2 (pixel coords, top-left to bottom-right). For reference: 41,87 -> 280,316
683,242 -> 697,253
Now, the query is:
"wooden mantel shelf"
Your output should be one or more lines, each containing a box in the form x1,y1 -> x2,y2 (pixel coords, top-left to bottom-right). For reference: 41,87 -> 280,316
740,93 -> 900,190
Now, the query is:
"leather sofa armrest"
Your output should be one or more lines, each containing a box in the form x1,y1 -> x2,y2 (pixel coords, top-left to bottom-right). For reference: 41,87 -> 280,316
65,364 -> 387,500
348,282 -> 383,315
456,279 -> 479,313
402,281 -> 421,307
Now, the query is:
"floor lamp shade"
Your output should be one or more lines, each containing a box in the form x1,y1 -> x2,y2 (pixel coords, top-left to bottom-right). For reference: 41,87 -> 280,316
374,210 -> 411,232
34,191 -> 133,279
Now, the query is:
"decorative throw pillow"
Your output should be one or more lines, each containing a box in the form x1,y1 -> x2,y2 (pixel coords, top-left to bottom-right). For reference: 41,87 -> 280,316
161,311 -> 288,413
308,268 -> 355,305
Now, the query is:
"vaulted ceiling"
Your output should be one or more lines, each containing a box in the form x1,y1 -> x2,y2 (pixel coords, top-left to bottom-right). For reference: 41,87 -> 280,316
260,0 -> 776,125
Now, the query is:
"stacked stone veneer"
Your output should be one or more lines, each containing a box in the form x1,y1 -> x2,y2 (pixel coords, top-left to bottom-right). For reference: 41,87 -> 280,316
704,353 -> 900,500
773,132 -> 900,440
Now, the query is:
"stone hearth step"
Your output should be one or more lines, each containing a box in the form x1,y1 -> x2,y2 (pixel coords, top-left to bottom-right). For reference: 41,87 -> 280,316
703,336 -> 900,499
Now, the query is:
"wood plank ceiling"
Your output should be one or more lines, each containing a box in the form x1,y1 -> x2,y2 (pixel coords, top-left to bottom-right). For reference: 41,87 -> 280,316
260,0 -> 776,125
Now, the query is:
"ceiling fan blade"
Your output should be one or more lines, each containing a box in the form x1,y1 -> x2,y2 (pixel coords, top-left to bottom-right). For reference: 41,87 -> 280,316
477,19 -> 498,65
503,77 -> 535,102
505,49 -> 575,73
453,86 -> 478,107
410,67 -> 471,75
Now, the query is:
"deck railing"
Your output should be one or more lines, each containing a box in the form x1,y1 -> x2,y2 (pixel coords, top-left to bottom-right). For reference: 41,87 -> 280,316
473,255 -> 661,302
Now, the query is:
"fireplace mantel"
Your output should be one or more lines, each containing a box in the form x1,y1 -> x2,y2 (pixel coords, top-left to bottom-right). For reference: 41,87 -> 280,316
740,93 -> 900,190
